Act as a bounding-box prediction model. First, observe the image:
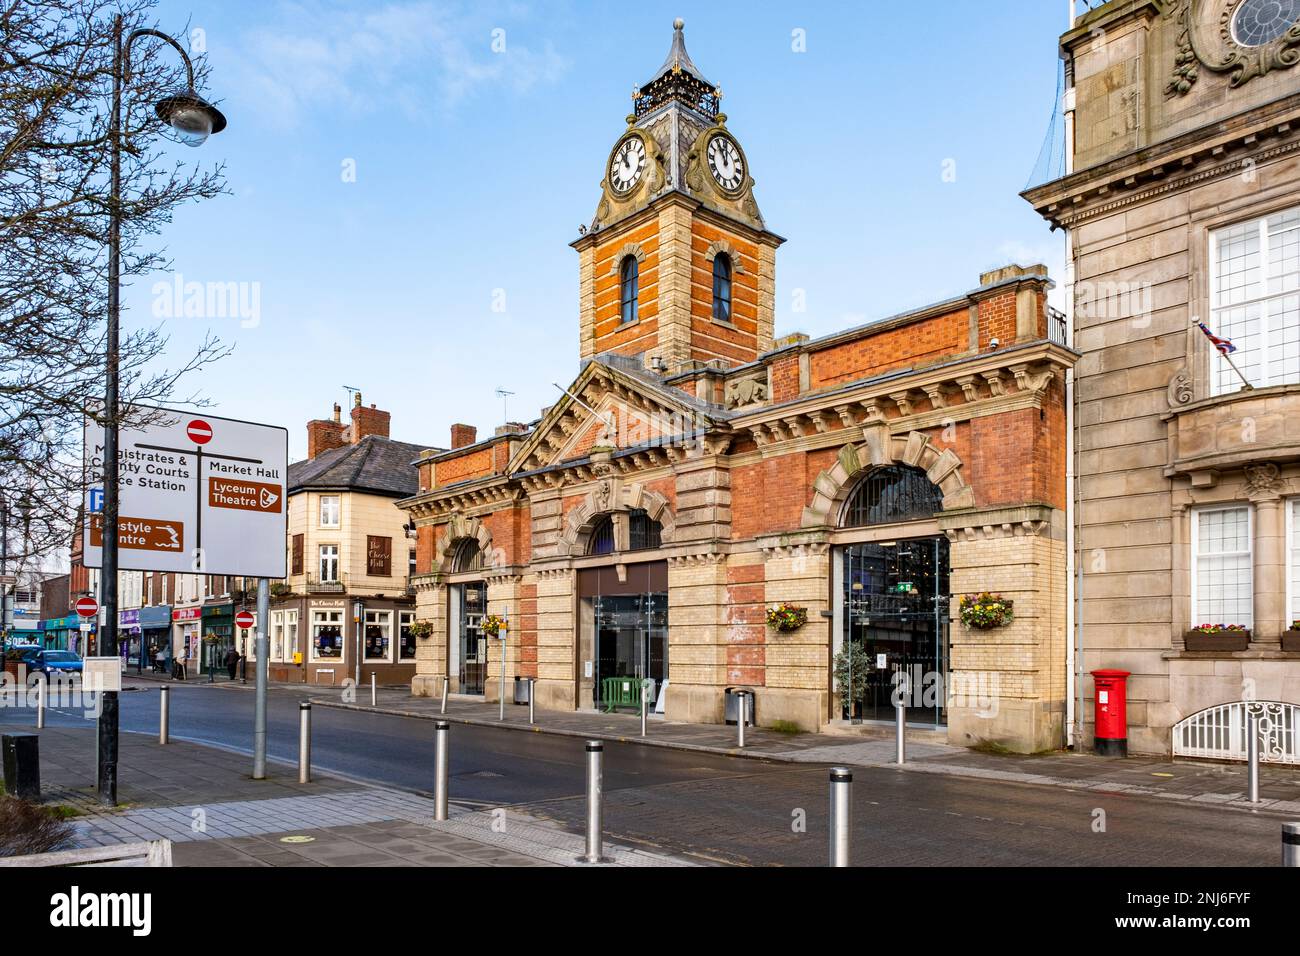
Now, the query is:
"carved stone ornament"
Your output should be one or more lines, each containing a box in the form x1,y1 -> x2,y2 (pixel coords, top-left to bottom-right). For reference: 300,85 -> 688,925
1165,0 -> 1300,97
724,374 -> 768,408
1167,365 -> 1195,406
1244,461 -> 1282,495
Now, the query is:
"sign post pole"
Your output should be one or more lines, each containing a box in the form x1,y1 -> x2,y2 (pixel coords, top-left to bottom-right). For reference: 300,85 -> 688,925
253,578 -> 269,780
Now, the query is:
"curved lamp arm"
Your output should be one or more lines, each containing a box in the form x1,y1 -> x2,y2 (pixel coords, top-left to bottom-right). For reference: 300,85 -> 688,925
123,28 -> 196,91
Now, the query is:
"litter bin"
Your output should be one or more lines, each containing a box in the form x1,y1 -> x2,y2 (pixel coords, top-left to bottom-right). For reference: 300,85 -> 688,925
513,676 -> 531,705
725,687 -> 756,726
2,733 -> 41,801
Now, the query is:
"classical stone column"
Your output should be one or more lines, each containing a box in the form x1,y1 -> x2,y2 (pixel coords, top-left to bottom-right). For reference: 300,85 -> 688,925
484,572 -> 522,704
535,568 -> 577,711
410,581 -> 447,697
1251,493 -> 1284,645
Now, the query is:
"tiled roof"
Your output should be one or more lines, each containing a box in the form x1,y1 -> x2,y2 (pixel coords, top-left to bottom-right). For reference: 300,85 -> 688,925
287,435 -> 434,498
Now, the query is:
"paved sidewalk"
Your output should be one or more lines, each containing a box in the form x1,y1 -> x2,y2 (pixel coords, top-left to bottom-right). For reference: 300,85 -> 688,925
1,722 -> 696,867
309,686 -> 1300,814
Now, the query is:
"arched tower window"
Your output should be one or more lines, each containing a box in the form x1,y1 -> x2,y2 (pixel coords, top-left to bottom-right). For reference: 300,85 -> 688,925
842,466 -> 944,527
619,256 -> 639,325
450,537 -> 484,573
588,515 -> 616,555
628,509 -> 662,551
712,253 -> 732,322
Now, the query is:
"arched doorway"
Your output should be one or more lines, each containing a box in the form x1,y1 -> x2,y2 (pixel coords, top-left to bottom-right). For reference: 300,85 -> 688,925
447,537 -> 488,695
837,466 -> 950,726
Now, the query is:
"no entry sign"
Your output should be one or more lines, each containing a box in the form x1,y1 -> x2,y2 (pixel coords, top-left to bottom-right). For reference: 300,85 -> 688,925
235,610 -> 256,629
75,596 -> 99,618
186,419 -> 213,445
83,405 -> 288,578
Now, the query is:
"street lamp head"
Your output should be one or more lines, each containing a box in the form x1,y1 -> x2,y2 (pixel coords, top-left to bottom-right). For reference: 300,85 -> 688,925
155,92 -> 227,147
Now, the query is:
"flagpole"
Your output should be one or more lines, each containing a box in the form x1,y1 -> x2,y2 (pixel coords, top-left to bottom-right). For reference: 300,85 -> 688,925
1192,319 -> 1252,391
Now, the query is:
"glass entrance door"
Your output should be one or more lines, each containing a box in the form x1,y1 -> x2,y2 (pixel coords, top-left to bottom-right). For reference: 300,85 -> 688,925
842,537 -> 950,725
458,582 -> 487,695
593,593 -> 667,712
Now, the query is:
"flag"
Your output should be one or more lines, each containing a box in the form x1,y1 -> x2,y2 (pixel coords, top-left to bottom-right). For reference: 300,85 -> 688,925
1197,321 -> 1236,355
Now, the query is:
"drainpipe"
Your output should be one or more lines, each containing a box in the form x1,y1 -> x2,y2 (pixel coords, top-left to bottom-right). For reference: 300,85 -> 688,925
1063,3 -> 1083,749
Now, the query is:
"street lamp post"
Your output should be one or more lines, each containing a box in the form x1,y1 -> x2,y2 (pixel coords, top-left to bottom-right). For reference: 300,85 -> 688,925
98,17 -> 227,806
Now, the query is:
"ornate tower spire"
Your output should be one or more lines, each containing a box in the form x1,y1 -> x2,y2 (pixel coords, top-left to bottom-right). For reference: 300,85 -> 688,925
633,18 -> 720,121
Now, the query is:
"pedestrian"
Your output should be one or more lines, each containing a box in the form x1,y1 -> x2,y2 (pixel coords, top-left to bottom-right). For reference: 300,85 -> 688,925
225,646 -> 241,681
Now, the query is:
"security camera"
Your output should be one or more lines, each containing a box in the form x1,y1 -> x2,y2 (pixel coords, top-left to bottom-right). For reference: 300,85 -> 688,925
989,337 -> 1000,350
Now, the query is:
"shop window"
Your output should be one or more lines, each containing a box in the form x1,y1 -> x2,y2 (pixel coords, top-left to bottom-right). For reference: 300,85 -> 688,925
363,610 -> 392,661
311,610 -> 343,660
712,253 -> 732,322
842,466 -> 944,527
399,611 -> 416,660
1209,206 -> 1300,394
619,255 -> 639,325
588,515 -> 616,555
628,509 -> 662,551
1192,505 -> 1253,627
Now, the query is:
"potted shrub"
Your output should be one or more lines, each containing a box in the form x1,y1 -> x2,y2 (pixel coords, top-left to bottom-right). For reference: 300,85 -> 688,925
1284,621 -> 1300,653
765,603 -> 808,633
1184,623 -> 1250,652
959,592 -> 1014,630
832,644 -> 874,719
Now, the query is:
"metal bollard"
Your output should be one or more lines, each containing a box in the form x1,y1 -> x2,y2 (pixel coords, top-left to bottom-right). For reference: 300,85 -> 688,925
737,691 -> 748,748
441,675 -> 449,715
1284,822 -> 1300,867
370,672 -> 376,707
829,767 -> 852,867
298,702 -> 312,784
580,741 -> 606,863
528,678 -> 535,725
35,678 -> 45,730
1247,711 -> 1260,804
640,681 -> 648,737
896,690 -> 907,765
159,685 -> 170,745
434,720 -> 449,821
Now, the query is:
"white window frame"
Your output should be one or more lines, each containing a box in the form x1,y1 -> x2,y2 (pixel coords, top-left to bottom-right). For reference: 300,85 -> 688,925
363,610 -> 394,663
310,609 -> 344,662
319,544 -> 339,584
1288,499 -> 1300,629
319,495 -> 341,529
1190,504 -> 1254,629
1209,207 -> 1300,395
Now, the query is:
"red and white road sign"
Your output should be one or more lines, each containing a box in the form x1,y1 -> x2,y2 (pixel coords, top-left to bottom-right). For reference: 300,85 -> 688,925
186,419 -> 213,445
75,596 -> 99,618
234,610 -> 256,629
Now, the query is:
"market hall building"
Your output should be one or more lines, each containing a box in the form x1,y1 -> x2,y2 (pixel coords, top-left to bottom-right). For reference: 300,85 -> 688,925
401,22 -> 1078,752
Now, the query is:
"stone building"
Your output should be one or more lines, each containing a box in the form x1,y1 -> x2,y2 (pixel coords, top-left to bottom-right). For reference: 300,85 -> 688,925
266,394 -> 436,685
1024,0 -> 1300,756
399,22 -> 1078,752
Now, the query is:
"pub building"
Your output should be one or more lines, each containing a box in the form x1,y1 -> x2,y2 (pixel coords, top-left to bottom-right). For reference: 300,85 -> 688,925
264,394 -> 434,685
399,22 -> 1078,752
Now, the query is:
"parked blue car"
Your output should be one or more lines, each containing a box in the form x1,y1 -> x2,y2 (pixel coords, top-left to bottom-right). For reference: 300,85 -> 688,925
30,650 -> 83,678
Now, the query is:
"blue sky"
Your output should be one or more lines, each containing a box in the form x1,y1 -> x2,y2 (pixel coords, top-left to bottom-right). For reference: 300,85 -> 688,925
139,0 -> 1070,460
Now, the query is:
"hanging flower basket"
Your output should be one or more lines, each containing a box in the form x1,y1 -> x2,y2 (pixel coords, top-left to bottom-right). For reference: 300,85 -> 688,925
1185,624 -> 1250,652
409,620 -> 434,640
481,614 -> 507,638
766,603 -> 808,632
959,592 -> 1014,630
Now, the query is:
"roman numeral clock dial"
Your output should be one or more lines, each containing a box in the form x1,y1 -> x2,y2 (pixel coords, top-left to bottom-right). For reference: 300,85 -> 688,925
609,135 -> 646,195
707,134 -> 745,193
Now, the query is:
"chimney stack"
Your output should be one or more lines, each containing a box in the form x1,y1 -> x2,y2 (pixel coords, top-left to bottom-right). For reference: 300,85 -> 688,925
450,423 -> 477,449
350,392 -> 391,444
307,402 -> 347,459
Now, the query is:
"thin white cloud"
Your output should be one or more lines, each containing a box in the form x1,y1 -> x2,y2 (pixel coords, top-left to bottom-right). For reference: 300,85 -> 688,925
225,1 -> 570,125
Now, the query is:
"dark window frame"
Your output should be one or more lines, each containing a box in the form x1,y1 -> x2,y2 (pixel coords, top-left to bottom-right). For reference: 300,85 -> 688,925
712,253 -> 733,323
619,256 -> 639,325
841,466 -> 944,528
588,515 -> 616,555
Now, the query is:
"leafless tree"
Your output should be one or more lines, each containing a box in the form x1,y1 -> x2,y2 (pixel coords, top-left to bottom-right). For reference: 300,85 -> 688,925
0,0 -> 229,574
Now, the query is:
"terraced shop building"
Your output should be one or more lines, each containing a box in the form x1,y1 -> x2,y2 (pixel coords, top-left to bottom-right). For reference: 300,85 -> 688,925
399,22 -> 1078,752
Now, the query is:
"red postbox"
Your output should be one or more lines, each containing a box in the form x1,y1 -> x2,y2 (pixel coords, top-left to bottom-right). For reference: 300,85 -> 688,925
1091,669 -> 1130,756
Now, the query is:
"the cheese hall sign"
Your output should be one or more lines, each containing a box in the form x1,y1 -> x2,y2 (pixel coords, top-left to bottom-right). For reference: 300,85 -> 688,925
209,477 -> 282,514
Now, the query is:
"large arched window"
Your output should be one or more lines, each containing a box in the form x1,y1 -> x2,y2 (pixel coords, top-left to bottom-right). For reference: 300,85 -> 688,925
628,509 -> 662,551
619,256 -> 639,325
587,515 -> 616,555
450,537 -> 484,573
712,253 -> 732,322
842,466 -> 944,527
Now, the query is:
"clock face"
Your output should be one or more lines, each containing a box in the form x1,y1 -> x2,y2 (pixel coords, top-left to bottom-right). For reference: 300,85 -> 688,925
707,134 -> 745,193
609,136 -> 646,195
1233,0 -> 1300,47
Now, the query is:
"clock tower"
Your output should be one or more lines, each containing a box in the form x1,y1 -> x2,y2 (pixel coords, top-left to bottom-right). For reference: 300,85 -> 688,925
572,19 -> 783,373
